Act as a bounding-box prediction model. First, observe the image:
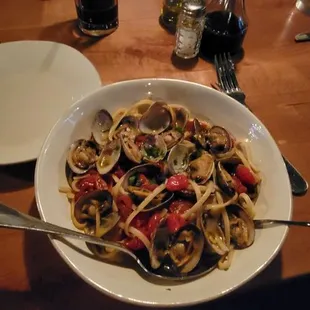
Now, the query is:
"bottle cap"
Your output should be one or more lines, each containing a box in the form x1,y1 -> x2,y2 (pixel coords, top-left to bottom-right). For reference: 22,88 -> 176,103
182,0 -> 206,18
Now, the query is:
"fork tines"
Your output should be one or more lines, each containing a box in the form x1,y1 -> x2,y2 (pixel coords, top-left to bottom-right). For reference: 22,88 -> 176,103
214,53 -> 240,92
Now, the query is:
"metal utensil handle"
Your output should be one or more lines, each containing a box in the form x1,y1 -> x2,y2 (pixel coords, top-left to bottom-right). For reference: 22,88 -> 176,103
255,219 -> 310,228
283,156 -> 308,196
0,202 -> 132,255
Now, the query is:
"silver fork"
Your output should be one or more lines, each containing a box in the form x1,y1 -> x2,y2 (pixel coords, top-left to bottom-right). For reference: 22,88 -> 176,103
214,53 -> 308,197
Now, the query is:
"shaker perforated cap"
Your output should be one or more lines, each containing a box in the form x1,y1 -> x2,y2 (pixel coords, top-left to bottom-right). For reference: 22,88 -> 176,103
182,0 -> 206,18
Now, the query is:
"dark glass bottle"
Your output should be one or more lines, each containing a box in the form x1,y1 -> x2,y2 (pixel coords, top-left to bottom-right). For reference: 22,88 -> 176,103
200,0 -> 248,59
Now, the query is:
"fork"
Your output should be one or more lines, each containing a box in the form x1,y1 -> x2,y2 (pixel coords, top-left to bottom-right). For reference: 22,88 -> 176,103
214,53 -> 308,197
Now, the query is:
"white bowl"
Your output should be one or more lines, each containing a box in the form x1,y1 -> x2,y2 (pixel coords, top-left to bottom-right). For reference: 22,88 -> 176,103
35,78 -> 292,307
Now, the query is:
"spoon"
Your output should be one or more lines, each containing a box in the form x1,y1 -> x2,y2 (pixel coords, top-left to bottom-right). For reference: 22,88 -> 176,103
1,203 -> 307,280
0,202 -> 216,282
254,219 -> 310,228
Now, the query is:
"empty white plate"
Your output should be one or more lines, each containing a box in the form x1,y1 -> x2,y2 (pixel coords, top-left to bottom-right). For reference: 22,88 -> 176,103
0,40 -> 101,165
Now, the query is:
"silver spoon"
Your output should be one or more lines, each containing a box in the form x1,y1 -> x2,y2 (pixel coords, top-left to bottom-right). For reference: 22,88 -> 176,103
254,219 -> 310,228
0,202 -> 217,282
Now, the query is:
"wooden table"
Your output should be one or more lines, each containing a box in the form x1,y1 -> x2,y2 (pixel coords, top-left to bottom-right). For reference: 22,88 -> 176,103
1,0 -> 310,309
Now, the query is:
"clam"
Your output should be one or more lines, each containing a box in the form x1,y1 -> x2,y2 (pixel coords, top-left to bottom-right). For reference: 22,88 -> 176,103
193,118 -> 208,149
121,164 -> 173,212
67,139 -> 99,174
108,109 -> 127,141
150,223 -> 204,275
216,161 -> 236,197
226,204 -> 255,249
140,134 -> 167,163
207,126 -> 233,155
161,129 -> 183,150
120,133 -> 143,164
199,211 -> 229,256
91,109 -> 113,146
139,102 -> 171,135
126,99 -> 154,117
167,142 -> 195,175
170,105 -> 190,130
189,151 -> 214,184
96,138 -> 121,175
109,109 -> 139,141
74,190 -> 120,237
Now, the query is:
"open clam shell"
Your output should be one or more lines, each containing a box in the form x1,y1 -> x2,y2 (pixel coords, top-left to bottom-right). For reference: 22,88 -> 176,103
189,151 -> 214,184
199,211 -> 229,256
216,161 -> 236,197
150,223 -> 204,275
120,133 -> 143,164
96,139 -> 121,175
207,126 -> 233,155
139,102 -> 171,135
170,104 -> 190,130
67,139 -> 99,174
121,163 -> 173,212
91,109 -> 113,146
140,134 -> 167,163
74,190 -> 120,237
167,142 -> 194,175
226,204 -> 255,249
161,129 -> 184,150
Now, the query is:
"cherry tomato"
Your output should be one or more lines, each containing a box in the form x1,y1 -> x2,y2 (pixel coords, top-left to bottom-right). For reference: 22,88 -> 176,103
116,194 -> 133,221
138,174 -> 158,191
131,212 -> 150,229
74,173 -> 108,201
143,183 -> 158,191
148,212 -> 164,235
114,165 -> 125,178
236,165 -> 257,186
123,226 -> 149,251
138,174 -> 149,186
185,120 -> 195,133
166,213 -> 187,234
169,200 -> 193,214
124,237 -> 145,251
166,174 -> 189,192
232,176 -> 247,194
135,135 -> 147,148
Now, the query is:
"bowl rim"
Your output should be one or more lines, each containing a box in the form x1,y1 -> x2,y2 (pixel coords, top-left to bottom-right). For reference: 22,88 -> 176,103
35,78 -> 293,307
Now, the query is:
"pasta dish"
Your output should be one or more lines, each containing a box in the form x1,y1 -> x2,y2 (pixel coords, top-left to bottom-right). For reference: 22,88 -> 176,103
59,99 -> 261,276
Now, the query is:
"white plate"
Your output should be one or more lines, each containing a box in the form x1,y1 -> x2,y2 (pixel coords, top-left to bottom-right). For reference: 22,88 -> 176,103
0,40 -> 101,165
35,79 -> 292,307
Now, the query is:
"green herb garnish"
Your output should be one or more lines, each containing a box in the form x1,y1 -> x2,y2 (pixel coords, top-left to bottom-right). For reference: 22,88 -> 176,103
128,174 -> 137,186
175,126 -> 184,134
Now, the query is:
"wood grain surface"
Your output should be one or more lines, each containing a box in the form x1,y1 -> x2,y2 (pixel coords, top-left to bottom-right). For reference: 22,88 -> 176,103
1,0 -> 310,309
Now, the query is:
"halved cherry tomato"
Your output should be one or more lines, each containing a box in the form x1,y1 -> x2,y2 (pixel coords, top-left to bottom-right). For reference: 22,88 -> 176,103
169,199 -> 193,214
123,226 -> 149,251
116,194 -> 133,221
74,172 -> 108,201
232,176 -> 247,194
148,212 -> 164,235
138,173 -> 158,191
166,174 -> 189,192
124,237 -> 145,251
166,213 -> 187,234
138,174 -> 149,186
135,135 -> 147,148
131,212 -> 150,229
113,165 -> 125,178
185,120 -> 195,133
235,165 -> 257,186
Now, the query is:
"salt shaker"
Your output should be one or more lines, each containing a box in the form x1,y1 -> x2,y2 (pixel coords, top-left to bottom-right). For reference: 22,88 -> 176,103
174,0 -> 206,59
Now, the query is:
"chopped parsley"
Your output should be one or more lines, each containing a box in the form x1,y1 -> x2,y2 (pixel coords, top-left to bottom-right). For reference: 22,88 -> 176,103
175,126 -> 184,134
